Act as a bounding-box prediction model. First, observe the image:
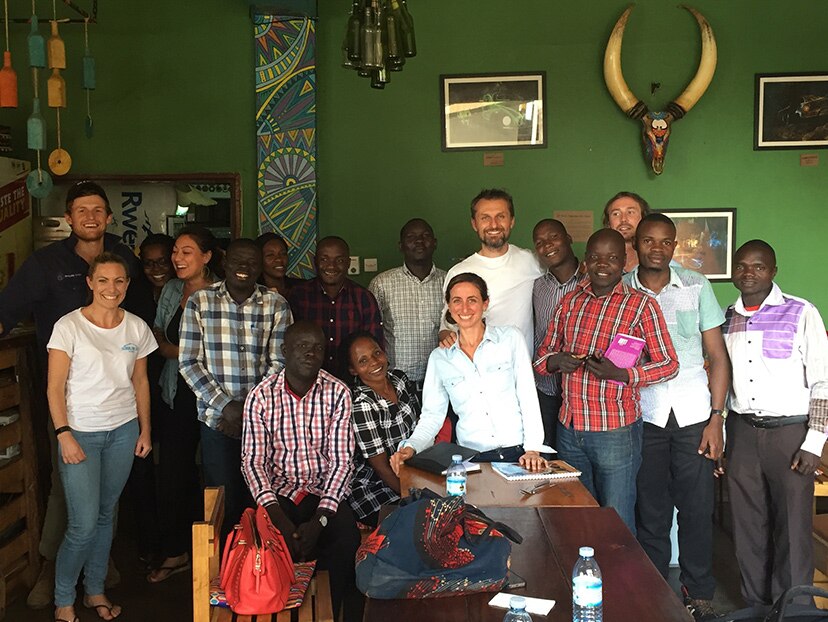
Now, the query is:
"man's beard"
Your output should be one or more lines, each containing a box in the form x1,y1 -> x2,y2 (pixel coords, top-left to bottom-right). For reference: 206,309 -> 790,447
480,231 -> 508,250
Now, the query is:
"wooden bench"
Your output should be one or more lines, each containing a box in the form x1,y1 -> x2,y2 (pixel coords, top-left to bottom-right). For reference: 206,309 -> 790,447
192,487 -> 334,622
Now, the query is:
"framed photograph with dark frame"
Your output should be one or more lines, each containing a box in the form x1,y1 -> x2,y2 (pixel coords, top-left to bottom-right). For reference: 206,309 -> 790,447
440,72 -> 546,151
754,73 -> 828,149
658,209 -> 736,282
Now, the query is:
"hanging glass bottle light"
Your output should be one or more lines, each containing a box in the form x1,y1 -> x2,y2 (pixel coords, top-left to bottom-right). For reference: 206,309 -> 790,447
341,0 -> 416,89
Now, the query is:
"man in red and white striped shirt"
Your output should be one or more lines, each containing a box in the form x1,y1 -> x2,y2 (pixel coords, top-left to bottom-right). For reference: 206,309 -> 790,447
536,229 -> 678,532
241,320 -> 362,621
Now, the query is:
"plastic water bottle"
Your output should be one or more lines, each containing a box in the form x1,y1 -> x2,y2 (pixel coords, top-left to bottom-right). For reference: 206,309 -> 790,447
503,595 -> 532,621
446,454 -> 466,497
572,546 -> 602,622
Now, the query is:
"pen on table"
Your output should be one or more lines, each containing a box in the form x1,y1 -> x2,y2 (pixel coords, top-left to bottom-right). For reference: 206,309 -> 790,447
521,480 -> 556,495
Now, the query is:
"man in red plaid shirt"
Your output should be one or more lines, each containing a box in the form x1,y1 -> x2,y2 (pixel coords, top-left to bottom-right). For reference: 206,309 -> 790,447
536,229 -> 678,532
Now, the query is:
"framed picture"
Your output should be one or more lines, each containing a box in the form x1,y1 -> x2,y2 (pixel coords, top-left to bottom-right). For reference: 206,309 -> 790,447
658,209 -> 736,282
754,73 -> 828,149
440,72 -> 546,151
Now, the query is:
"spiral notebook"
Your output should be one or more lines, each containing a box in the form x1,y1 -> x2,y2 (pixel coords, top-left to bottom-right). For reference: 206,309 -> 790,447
491,459 -> 582,482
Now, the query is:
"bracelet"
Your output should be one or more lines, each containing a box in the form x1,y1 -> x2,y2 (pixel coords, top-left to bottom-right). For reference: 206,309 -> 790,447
54,426 -> 72,437
711,409 -> 724,417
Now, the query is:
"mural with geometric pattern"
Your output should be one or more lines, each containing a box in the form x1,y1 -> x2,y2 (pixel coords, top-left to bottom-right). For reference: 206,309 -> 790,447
254,14 -> 317,278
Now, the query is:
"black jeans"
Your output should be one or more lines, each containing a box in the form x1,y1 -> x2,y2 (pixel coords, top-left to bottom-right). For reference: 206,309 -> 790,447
635,414 -> 715,600
536,390 -> 561,450
276,494 -> 364,622
157,379 -> 203,558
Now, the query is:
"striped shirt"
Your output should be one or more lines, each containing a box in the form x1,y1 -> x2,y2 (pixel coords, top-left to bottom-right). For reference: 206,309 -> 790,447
369,264 -> 447,383
349,369 -> 419,520
179,282 -> 293,429
536,280 -> 678,431
532,269 -> 585,396
241,368 -> 354,514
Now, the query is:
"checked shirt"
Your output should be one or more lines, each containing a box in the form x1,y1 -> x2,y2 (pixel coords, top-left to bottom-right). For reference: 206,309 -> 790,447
241,368 -> 354,514
179,282 -> 292,429
348,369 -> 419,520
536,279 -> 678,431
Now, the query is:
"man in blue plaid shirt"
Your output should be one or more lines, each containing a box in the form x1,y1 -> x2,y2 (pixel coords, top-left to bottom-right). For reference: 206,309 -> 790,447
180,238 -> 293,536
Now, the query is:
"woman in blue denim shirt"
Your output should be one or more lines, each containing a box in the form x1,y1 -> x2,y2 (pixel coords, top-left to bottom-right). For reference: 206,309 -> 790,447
147,226 -> 219,583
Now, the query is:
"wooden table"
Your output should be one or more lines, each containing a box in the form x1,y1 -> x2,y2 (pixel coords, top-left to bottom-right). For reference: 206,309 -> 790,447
399,462 -> 598,508
363,507 -> 691,622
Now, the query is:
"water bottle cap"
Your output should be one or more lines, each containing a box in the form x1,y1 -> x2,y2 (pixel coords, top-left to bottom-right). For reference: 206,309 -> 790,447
579,546 -> 594,557
451,454 -> 462,462
509,596 -> 526,610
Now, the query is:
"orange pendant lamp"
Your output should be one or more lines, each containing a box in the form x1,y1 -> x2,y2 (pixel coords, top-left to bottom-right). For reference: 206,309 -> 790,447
0,0 -> 18,107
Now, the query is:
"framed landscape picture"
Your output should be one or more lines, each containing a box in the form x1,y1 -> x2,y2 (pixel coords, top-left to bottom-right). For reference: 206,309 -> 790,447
440,72 -> 546,151
755,73 -> 828,149
658,209 -> 736,282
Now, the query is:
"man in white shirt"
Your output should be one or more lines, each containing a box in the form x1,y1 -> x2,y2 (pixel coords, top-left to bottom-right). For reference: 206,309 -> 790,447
723,239 -> 828,608
439,189 -> 542,354
369,219 -> 446,392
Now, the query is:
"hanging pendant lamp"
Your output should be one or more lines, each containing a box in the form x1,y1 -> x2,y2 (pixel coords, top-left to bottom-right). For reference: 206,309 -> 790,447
28,2 -> 46,68
0,0 -> 18,107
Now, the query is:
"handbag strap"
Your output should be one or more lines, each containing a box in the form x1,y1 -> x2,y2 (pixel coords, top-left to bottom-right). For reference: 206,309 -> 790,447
767,585 -> 828,622
464,506 -> 523,544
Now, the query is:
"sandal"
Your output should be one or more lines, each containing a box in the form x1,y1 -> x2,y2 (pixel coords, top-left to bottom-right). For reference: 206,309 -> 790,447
55,605 -> 78,622
83,596 -> 121,620
146,556 -> 191,583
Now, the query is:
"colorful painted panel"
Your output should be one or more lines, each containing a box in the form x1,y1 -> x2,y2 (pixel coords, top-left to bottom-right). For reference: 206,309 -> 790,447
254,15 -> 317,278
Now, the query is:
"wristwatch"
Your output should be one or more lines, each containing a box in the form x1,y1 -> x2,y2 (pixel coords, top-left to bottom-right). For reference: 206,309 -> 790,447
318,514 -> 328,527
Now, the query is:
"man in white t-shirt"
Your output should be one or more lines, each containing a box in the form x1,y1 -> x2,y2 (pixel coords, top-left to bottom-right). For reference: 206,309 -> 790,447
439,189 -> 542,354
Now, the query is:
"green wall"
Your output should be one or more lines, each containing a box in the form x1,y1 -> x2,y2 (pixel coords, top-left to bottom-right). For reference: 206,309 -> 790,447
315,0 -> 828,314
2,0 -> 826,315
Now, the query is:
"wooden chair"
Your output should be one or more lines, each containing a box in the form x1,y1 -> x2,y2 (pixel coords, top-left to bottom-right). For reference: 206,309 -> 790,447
811,444 -> 828,607
192,487 -> 334,622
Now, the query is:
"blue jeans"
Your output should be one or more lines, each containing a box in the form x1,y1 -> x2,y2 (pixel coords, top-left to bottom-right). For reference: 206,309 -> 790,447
55,419 -> 138,607
557,418 -> 643,534
200,423 -> 253,540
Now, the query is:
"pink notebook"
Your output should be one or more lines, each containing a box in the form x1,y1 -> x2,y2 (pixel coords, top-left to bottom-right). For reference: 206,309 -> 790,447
603,333 -> 646,385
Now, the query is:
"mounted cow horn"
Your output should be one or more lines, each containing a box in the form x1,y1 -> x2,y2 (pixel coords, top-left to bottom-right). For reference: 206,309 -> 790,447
603,4 -> 717,175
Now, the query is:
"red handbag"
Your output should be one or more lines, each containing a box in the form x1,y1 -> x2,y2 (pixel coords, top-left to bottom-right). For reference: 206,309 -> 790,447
220,505 -> 296,614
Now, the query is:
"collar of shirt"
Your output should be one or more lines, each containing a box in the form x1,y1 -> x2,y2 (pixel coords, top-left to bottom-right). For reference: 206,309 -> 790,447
541,264 -> 582,288
401,263 -> 439,283
447,323 -> 501,354
353,370 -> 407,402
733,282 -> 783,316
280,369 -> 324,400
64,231 -> 123,254
313,277 -> 354,300
629,266 -> 684,296
577,278 -> 630,299
215,280 -> 268,305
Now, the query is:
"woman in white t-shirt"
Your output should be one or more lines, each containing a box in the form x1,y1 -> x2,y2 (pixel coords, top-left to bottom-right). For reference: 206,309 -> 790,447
47,252 -> 157,622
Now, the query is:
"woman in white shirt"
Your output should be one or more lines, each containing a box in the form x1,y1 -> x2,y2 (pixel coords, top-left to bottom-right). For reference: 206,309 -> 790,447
47,252 -> 157,622
390,272 -> 546,475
